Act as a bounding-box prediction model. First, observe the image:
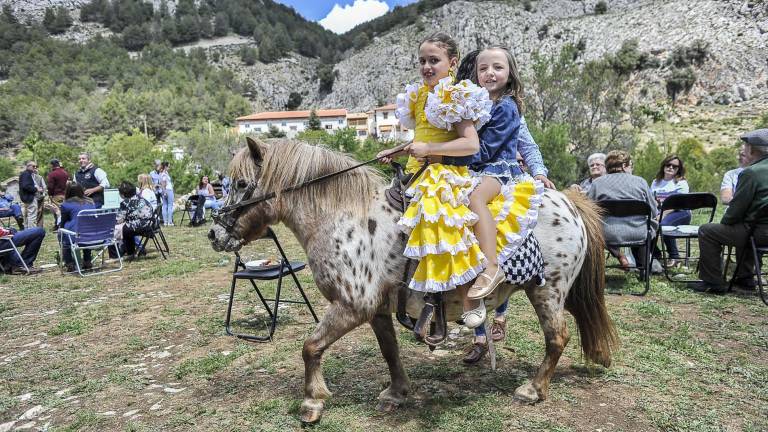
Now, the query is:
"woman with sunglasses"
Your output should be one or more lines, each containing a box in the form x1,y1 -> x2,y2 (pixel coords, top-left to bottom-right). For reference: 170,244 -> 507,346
650,155 -> 690,266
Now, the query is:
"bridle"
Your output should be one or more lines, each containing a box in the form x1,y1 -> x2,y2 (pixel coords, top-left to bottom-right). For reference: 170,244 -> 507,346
212,154 -> 429,235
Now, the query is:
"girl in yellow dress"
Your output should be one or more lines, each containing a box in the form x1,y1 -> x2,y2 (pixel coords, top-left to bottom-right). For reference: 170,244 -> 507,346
377,32 -> 493,344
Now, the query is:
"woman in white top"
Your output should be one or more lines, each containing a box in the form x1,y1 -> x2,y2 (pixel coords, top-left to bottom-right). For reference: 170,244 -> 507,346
196,175 -> 222,211
137,174 -> 158,210
159,162 -> 175,226
650,155 -> 690,262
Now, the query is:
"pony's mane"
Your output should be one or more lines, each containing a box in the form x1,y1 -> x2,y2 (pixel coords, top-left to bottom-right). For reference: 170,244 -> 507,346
229,139 -> 385,217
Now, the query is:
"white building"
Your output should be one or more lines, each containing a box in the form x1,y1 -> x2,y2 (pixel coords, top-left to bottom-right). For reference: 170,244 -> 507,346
236,109 -> 348,138
371,104 -> 413,141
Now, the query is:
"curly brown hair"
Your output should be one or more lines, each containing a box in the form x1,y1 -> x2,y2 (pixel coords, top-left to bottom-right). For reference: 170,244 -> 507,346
604,150 -> 632,174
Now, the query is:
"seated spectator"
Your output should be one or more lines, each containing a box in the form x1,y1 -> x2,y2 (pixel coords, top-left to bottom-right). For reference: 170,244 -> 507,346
137,174 -> 158,210
0,188 -> 24,229
693,129 -> 768,293
197,175 -> 222,212
570,153 -> 606,194
59,183 -> 96,272
720,144 -> 748,205
650,155 -> 690,266
117,181 -> 154,261
0,224 -> 45,274
587,150 -> 659,274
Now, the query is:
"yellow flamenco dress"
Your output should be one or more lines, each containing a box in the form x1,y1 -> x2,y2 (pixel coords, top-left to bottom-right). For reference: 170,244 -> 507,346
395,77 -> 544,293
395,77 -> 491,292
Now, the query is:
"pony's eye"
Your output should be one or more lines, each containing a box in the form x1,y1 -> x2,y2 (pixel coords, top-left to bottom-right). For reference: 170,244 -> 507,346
237,180 -> 248,189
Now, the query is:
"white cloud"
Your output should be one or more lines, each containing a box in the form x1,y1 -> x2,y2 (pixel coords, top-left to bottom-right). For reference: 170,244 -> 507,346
319,0 -> 389,34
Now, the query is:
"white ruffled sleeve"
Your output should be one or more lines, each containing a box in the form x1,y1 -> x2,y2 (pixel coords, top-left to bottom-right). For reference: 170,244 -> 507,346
394,83 -> 419,130
425,77 -> 493,131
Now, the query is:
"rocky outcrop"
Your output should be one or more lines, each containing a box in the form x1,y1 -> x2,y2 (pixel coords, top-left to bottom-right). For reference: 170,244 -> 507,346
322,0 -> 768,112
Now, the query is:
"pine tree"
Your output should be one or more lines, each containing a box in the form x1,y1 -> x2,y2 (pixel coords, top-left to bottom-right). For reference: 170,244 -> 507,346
308,109 -> 321,130
213,13 -> 229,37
42,7 -> 56,32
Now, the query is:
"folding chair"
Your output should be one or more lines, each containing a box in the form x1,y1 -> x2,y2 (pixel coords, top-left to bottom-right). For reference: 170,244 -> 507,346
657,193 -> 717,282
179,195 -> 203,226
598,199 -> 654,296
59,208 -> 122,277
0,232 -> 29,275
225,227 -> 319,342
138,202 -> 170,259
727,206 -> 768,306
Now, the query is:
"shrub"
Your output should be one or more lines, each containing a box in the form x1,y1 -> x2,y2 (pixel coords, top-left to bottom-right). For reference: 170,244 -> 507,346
239,46 -> 258,65
285,92 -> 302,110
265,125 -> 286,138
595,1 -> 608,14
0,158 -> 17,180
666,67 -> 696,104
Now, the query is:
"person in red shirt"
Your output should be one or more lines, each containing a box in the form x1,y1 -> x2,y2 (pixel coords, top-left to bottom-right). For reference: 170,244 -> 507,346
46,159 -> 69,230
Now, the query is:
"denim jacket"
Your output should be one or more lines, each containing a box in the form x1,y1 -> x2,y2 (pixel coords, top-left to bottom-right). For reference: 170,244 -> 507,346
444,97 -> 548,178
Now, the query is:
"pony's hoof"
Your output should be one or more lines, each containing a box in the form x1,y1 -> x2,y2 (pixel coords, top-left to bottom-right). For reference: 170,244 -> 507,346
513,382 -> 540,405
376,399 -> 401,413
300,399 -> 324,424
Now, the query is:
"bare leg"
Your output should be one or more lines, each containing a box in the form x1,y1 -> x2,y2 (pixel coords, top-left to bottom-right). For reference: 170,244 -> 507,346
469,177 -> 502,275
370,313 -> 410,412
301,303 -> 366,424
514,285 -> 570,403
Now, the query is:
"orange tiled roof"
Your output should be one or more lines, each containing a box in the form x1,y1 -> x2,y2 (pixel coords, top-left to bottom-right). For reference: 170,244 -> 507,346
346,112 -> 368,120
375,104 -> 396,111
237,109 -> 347,121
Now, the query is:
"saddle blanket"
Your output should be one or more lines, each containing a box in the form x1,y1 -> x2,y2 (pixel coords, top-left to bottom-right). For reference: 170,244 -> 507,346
501,232 -> 545,286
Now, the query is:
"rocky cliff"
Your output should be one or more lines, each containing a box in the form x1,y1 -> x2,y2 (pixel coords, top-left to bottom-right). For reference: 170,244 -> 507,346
3,0 -> 767,114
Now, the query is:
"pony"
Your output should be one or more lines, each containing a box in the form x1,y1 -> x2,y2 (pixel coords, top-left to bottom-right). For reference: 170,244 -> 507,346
208,137 -> 618,424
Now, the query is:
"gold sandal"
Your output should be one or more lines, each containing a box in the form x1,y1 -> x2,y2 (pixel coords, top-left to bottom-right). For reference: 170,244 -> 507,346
467,266 -> 505,299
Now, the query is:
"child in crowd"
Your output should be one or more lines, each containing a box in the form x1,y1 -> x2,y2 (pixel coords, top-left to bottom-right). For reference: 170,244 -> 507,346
377,32 -> 492,345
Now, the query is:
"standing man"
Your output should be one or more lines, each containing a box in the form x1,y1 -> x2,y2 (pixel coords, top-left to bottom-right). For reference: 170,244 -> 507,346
693,129 -> 768,293
47,159 -> 68,230
32,165 -> 47,227
75,153 -> 109,208
720,144 -> 748,205
570,152 -> 606,194
18,161 -> 42,229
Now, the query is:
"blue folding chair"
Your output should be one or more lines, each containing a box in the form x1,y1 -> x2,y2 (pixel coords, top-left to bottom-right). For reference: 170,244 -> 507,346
0,231 -> 29,275
59,208 -> 122,277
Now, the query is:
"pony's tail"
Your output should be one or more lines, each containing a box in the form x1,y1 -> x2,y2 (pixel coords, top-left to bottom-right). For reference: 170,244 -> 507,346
563,190 -> 618,367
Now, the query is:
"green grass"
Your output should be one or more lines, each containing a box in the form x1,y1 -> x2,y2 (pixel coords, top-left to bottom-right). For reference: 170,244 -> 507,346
1,220 -> 766,431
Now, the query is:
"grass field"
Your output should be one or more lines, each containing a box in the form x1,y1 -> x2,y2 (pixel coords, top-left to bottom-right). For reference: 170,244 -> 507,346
1,216 -> 766,431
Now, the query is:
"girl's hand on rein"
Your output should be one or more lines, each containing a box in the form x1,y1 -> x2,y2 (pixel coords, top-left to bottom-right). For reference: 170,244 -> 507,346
535,175 -> 556,189
377,149 -> 395,164
408,141 -> 430,159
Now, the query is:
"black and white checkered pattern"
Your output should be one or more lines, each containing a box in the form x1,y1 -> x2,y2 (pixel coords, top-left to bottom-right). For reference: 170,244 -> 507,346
501,233 -> 545,286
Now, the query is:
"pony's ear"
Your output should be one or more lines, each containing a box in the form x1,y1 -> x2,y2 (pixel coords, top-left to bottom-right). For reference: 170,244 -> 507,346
246,136 -> 264,162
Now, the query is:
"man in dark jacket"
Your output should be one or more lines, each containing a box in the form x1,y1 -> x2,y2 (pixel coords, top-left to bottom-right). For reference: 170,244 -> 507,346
693,128 -> 768,293
18,160 -> 42,229
75,153 -> 109,208
46,159 -> 68,229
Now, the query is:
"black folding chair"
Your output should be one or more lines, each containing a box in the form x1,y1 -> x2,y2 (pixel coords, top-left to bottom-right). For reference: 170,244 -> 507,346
727,206 -> 768,306
139,203 -> 170,259
598,199 -> 654,296
657,193 -> 717,282
225,228 -> 319,342
179,194 -> 202,226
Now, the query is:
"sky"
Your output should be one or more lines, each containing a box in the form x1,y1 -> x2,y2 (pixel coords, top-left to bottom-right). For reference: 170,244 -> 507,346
276,0 -> 417,34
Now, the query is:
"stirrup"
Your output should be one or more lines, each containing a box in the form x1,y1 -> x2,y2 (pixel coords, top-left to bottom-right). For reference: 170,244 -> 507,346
412,295 -> 435,343
424,296 -> 447,346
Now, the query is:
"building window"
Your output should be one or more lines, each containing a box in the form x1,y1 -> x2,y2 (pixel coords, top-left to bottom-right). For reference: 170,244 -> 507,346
382,112 -> 389,120
325,124 -> 332,130
357,130 -> 367,136
267,122 -> 272,127
281,122 -> 287,126
290,125 -> 297,131
254,127 -> 262,132
338,119 -> 344,125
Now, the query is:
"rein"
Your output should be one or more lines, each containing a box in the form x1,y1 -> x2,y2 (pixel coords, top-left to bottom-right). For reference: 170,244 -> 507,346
213,150 -> 429,232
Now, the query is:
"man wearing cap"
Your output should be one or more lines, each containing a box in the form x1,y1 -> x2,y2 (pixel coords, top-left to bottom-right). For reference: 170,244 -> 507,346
693,128 -> 768,293
75,153 -> 109,208
47,159 -> 68,230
